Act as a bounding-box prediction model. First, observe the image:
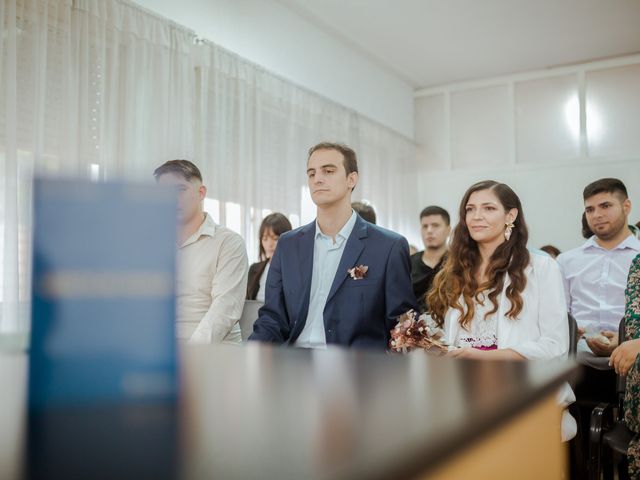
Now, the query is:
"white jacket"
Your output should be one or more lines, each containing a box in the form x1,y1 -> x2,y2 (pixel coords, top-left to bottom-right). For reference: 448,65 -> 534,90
443,251 -> 569,360
442,251 -> 576,441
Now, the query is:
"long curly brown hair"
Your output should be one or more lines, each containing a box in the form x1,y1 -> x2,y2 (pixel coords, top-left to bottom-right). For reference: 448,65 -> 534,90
427,180 -> 530,328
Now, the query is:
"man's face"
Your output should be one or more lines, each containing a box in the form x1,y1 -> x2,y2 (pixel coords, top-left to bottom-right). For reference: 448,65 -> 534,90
157,172 -> 205,224
306,148 -> 357,207
420,214 -> 450,249
584,191 -> 630,241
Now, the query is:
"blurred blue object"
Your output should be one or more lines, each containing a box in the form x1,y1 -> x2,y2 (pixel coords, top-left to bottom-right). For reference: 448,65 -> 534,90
29,179 -> 179,409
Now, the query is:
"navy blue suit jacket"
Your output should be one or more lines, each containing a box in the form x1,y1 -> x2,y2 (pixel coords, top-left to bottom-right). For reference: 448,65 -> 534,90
249,215 -> 418,349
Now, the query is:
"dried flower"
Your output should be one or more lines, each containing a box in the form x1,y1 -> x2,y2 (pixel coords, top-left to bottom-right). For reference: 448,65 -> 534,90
347,264 -> 368,280
389,309 -> 448,355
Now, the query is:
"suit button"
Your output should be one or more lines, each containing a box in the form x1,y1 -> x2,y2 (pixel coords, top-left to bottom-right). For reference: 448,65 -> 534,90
327,329 -> 333,334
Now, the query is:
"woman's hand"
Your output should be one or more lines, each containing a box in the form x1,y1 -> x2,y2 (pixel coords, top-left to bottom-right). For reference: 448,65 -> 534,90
446,347 -> 487,359
610,338 -> 640,376
445,347 -> 525,361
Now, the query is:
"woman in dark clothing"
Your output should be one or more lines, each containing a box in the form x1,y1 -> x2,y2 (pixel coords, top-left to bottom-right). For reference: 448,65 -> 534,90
246,213 -> 292,301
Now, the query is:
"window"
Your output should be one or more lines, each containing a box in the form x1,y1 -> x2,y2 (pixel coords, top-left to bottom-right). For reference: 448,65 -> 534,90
224,202 -> 242,235
300,186 -> 315,225
203,198 -> 220,224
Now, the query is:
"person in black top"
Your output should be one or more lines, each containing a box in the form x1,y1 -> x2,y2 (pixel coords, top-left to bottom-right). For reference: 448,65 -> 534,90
246,213 -> 292,301
410,206 -> 450,312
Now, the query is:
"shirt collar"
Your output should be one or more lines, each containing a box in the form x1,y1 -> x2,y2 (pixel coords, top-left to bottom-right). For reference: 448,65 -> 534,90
180,212 -> 216,248
315,210 -> 357,243
582,233 -> 640,252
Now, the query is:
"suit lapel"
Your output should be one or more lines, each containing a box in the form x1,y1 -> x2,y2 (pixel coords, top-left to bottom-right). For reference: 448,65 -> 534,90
325,217 -> 367,305
291,221 -> 315,340
298,221 -> 315,291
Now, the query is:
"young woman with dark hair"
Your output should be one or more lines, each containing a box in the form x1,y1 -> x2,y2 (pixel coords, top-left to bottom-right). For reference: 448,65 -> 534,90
427,180 -> 575,439
246,213 -> 292,301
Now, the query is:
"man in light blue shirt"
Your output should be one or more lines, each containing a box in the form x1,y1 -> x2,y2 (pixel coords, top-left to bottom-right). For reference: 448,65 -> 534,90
558,178 -> 639,357
294,211 -> 357,348
250,142 -> 417,349
557,179 -> 639,478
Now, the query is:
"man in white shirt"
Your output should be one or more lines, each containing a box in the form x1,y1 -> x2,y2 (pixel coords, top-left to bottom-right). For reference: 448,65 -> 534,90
249,142 -> 417,349
154,160 -> 248,344
557,178 -> 640,357
557,178 -> 639,477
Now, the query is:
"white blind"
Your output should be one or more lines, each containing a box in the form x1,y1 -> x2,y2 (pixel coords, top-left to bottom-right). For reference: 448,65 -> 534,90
0,0 -> 418,333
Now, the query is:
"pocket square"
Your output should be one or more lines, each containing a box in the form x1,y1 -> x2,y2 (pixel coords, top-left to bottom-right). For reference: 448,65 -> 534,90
347,265 -> 368,280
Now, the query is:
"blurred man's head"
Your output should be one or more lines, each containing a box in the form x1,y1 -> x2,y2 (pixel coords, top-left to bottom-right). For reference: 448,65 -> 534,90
352,201 -> 376,224
154,160 -> 206,225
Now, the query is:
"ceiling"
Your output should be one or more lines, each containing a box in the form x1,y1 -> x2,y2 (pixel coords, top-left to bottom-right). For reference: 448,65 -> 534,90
278,0 -> 640,89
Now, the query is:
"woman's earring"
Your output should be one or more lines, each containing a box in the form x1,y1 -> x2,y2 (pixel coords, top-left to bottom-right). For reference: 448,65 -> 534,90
504,221 -> 515,241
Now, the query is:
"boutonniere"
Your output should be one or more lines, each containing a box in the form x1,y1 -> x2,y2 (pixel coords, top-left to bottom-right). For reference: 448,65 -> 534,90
347,264 -> 368,280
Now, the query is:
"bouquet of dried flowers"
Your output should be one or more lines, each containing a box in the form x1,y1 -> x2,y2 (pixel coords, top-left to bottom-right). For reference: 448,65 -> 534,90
389,309 -> 449,355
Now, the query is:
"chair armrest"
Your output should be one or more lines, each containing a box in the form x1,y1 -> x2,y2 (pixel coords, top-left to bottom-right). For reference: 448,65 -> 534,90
590,402 -> 615,444
589,402 -> 615,480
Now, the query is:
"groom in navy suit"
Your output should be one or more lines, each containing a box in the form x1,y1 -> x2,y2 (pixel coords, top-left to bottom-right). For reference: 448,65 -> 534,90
249,142 -> 417,349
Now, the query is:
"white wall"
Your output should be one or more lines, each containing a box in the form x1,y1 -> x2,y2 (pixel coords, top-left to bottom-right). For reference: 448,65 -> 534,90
132,0 -> 415,139
417,161 -> 640,252
414,55 -> 640,252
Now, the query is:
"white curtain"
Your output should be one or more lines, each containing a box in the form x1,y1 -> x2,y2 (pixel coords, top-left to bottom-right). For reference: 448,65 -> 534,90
194,41 -> 418,262
0,0 -> 196,333
0,0 -> 417,334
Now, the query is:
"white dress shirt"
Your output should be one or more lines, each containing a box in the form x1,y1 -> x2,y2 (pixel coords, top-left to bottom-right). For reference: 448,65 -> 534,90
177,213 -> 249,344
557,234 -> 640,333
256,263 -> 269,302
295,211 -> 357,349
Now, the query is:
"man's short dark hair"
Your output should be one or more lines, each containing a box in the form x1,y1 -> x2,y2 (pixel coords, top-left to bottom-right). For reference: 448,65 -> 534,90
153,160 -> 203,182
308,142 -> 358,177
419,206 -> 450,225
352,201 -> 376,224
583,178 -> 628,201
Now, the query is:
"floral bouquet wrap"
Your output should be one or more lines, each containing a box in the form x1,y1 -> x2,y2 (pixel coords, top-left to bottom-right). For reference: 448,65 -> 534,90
389,309 -> 450,355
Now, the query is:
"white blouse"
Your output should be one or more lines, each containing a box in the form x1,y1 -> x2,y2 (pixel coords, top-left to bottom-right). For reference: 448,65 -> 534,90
455,292 -> 498,349
256,262 -> 270,302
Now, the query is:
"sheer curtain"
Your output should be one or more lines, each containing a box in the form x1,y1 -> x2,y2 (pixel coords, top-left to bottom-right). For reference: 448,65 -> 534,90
0,0 -> 196,334
0,0 -> 417,334
194,41 -> 418,262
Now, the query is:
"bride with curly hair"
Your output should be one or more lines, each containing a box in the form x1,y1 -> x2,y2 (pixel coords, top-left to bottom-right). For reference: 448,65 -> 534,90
427,180 -> 576,440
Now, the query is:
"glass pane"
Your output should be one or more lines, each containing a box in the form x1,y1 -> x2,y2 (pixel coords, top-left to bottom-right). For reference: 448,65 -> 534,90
224,202 -> 242,235
515,74 -> 580,164
300,186 -> 315,225
415,94 -> 447,169
586,64 -> 640,158
450,86 -> 510,169
203,198 -> 220,224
